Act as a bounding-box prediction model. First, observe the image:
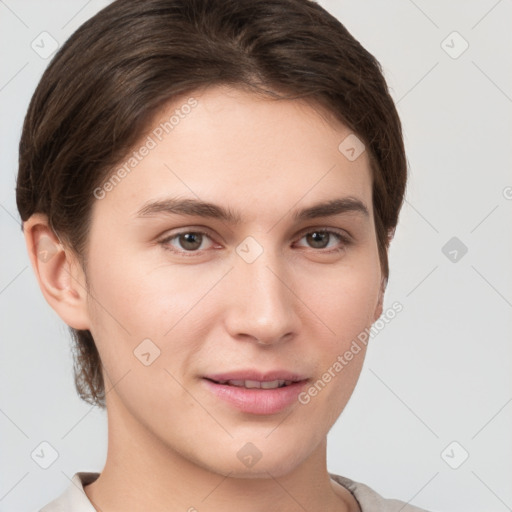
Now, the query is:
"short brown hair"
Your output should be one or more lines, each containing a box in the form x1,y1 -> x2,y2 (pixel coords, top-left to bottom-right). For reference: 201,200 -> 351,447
16,0 -> 407,408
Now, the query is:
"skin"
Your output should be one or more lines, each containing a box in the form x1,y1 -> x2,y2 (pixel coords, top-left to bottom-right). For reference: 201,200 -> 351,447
25,85 -> 385,512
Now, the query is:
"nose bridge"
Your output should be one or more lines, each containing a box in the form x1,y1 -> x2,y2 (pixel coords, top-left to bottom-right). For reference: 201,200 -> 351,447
225,240 -> 298,344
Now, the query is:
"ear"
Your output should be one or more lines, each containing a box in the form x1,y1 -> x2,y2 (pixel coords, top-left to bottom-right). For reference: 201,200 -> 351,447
372,276 -> 386,322
23,213 -> 90,330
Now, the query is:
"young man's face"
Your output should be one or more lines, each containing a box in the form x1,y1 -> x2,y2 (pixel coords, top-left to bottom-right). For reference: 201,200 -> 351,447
83,85 -> 383,477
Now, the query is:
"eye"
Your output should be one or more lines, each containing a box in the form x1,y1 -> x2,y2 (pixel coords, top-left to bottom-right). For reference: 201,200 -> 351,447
158,227 -> 351,257
159,230 -> 216,255
295,229 -> 351,252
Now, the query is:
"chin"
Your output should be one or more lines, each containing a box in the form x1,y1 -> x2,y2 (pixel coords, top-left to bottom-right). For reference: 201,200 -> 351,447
199,438 -> 314,480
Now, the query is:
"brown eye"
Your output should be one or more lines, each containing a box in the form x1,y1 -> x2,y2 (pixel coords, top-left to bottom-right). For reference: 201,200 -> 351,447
178,232 -> 204,251
160,230 -> 215,255
306,231 -> 331,249
296,229 -> 350,251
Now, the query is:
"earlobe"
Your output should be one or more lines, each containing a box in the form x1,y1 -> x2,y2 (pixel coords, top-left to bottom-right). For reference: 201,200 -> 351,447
23,214 -> 90,330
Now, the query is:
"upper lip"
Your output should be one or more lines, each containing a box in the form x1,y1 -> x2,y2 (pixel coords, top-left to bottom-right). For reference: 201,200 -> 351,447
204,370 -> 309,383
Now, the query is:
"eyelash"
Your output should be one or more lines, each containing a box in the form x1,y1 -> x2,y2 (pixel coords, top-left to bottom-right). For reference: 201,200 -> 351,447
158,228 -> 352,257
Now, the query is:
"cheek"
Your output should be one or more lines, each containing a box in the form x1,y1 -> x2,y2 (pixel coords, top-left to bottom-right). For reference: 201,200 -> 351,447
296,260 -> 379,406
84,247 -> 229,377
87,247 -> 207,333
303,259 -> 381,340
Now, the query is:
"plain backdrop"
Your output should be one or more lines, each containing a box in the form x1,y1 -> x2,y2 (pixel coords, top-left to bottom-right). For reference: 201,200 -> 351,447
1,1 -> 511,511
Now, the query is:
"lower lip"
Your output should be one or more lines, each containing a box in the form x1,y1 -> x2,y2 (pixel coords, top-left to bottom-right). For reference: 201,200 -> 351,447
202,379 -> 308,415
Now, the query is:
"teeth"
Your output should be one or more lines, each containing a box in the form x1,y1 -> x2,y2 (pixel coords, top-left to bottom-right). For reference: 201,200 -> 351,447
223,379 -> 292,389
245,380 -> 262,388
260,380 -> 283,389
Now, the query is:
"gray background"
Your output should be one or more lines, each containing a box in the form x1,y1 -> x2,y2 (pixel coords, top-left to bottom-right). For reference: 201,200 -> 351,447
1,1 -> 511,511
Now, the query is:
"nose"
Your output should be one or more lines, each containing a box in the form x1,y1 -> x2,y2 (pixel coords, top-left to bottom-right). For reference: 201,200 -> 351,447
223,246 -> 300,346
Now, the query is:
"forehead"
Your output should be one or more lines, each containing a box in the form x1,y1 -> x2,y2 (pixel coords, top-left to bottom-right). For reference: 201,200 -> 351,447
93,85 -> 374,223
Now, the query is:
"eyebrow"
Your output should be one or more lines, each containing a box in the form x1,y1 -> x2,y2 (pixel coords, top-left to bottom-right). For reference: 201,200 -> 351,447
135,196 -> 369,223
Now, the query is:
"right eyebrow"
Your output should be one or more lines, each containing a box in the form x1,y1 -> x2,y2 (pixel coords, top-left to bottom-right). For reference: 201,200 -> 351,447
136,197 -> 242,224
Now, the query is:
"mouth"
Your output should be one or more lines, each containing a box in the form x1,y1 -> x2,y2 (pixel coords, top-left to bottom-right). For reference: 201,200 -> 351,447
204,378 -> 296,389
202,371 -> 310,415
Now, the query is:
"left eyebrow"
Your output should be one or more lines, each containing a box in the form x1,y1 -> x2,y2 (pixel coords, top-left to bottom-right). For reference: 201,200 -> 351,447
293,197 -> 369,221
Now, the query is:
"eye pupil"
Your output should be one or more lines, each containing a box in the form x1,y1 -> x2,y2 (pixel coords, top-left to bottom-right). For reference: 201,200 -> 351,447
180,233 -> 202,250
307,231 -> 329,248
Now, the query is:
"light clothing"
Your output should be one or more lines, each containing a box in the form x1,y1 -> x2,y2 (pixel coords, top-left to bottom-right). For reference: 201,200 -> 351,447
40,471 -> 432,511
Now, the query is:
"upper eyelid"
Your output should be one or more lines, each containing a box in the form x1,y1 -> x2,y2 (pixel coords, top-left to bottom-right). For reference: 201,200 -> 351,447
295,226 -> 351,239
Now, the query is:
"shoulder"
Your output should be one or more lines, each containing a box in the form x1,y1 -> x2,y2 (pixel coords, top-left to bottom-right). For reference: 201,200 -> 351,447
39,472 -> 99,512
330,473 -> 434,512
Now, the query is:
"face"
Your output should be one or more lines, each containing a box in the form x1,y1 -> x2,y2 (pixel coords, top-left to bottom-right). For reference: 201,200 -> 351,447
83,85 -> 384,478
